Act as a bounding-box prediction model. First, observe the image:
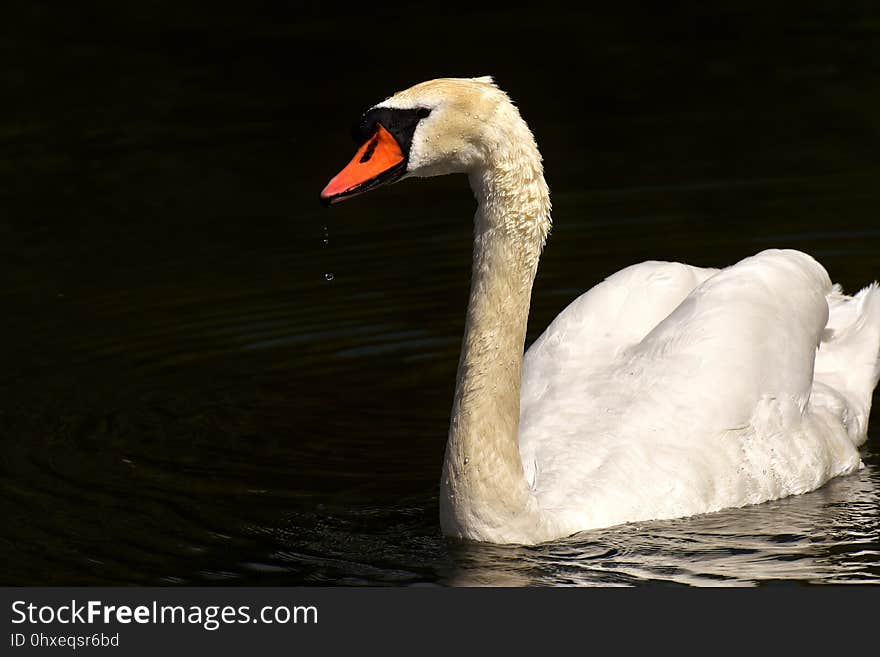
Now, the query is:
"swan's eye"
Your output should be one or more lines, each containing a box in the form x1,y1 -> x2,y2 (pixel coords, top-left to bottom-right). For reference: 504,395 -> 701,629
417,107 -> 431,119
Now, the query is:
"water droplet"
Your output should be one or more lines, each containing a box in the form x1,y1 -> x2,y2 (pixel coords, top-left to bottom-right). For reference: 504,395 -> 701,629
321,226 -> 333,281
464,457 -> 469,465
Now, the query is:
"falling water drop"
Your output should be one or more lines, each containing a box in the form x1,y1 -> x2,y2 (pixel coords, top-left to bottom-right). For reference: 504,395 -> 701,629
321,225 -> 333,281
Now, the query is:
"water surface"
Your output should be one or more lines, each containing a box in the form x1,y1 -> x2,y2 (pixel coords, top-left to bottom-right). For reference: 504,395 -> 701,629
1,2 -> 879,585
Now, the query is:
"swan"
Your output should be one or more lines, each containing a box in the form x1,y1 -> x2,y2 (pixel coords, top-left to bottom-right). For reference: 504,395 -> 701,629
320,76 -> 880,545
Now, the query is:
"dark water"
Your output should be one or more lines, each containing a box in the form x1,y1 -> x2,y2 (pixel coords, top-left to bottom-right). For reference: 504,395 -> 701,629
2,2 -> 879,585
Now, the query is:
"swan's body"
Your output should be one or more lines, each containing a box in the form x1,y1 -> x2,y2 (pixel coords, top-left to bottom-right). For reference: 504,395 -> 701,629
321,76 -> 880,545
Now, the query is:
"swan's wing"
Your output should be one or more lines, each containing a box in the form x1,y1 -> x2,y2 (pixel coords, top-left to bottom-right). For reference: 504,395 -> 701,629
626,249 -> 831,428
626,250 -> 879,441
521,249 -> 833,447
518,249 -> 875,532
519,259 -> 716,490
521,260 -> 718,412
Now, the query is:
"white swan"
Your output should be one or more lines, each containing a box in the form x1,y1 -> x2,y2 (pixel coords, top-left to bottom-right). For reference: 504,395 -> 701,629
320,76 -> 880,545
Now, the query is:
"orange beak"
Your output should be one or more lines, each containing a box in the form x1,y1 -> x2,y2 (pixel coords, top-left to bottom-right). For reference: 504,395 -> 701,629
320,123 -> 406,206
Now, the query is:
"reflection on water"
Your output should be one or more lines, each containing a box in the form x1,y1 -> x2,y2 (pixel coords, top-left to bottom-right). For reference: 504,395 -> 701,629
450,454 -> 880,586
1,2 -> 880,585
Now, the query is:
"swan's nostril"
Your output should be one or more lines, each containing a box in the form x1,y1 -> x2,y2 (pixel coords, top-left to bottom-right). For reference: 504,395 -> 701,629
359,134 -> 380,164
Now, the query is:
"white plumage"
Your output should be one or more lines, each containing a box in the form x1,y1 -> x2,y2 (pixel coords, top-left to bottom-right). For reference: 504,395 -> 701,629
326,77 -> 880,545
520,251 -> 879,537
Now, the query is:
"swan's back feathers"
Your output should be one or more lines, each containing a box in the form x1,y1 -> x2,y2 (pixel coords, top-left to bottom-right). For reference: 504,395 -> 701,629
519,249 -> 873,535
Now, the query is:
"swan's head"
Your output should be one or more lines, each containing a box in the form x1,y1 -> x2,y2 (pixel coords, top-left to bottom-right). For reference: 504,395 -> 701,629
320,76 -> 508,206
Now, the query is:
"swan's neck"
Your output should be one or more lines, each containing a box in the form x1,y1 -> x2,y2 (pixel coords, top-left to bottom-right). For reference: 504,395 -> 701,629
440,120 -> 551,543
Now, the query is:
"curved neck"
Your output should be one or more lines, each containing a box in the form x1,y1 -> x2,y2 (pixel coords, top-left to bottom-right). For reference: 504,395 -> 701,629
440,119 -> 551,544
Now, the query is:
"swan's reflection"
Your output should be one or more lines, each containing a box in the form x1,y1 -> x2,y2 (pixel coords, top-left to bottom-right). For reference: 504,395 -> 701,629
445,456 -> 879,586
